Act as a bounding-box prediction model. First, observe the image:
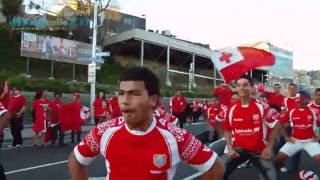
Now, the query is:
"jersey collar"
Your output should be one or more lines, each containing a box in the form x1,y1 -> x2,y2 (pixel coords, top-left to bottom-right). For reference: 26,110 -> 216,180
125,116 -> 156,136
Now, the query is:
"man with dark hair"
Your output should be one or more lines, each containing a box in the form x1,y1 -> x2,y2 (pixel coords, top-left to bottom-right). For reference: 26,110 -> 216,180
8,87 -> 26,147
49,92 -> 63,146
169,90 -> 187,128
308,88 -> 320,135
283,83 -> 298,113
213,82 -> 233,107
263,83 -> 285,113
206,95 -> 226,142
68,66 -> 224,180
221,76 -> 279,180
275,90 -> 320,169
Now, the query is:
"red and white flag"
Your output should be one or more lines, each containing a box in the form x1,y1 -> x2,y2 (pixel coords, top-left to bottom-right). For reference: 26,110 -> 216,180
212,47 -> 275,83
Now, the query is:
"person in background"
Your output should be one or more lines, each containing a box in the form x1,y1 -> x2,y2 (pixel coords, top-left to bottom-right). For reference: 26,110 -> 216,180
109,91 -> 121,118
169,90 -> 187,128
92,91 -> 106,125
0,102 -> 9,180
0,80 -> 9,109
308,88 -> 320,135
275,90 -> 320,169
230,92 -> 240,104
49,92 -> 63,146
32,90 -> 51,147
263,83 -> 285,113
213,82 -> 233,107
8,87 -> 26,147
207,95 -> 226,142
190,98 -> 203,123
67,93 -> 84,144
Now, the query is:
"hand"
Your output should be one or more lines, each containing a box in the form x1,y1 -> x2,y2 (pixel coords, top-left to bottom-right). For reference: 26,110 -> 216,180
227,147 -> 240,159
285,136 -> 295,143
16,112 -> 22,118
261,146 -> 272,160
312,136 -> 320,142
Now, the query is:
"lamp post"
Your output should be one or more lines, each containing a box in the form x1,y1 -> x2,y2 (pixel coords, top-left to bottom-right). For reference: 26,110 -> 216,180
89,0 -> 99,123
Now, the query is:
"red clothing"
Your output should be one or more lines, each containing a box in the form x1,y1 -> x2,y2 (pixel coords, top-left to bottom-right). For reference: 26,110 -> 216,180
32,99 -> 51,133
213,86 -> 232,106
284,97 -> 298,113
308,102 -> 320,126
157,101 -> 165,111
8,95 -> 26,115
170,96 -> 187,114
75,116 -> 217,179
280,107 -> 317,140
110,97 -> 121,118
264,91 -> 284,108
93,98 -> 104,119
153,108 -> 178,126
191,100 -> 203,112
207,105 -> 226,128
67,101 -> 84,131
221,99 -> 277,153
49,98 -> 63,124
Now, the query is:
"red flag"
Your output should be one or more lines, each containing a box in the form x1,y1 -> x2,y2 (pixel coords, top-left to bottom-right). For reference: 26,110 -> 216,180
212,47 -> 275,83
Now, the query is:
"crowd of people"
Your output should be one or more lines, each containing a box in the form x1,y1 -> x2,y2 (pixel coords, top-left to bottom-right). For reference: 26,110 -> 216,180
0,66 -> 319,179
0,83 -> 122,148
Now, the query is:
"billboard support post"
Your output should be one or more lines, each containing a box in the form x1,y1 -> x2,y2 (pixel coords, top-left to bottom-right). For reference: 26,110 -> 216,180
72,64 -> 76,82
49,61 -> 54,80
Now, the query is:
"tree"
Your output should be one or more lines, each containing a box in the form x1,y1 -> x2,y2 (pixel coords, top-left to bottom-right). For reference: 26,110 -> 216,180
1,0 -> 22,23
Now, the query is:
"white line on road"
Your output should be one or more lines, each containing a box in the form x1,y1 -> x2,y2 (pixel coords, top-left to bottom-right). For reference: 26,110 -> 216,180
182,172 -> 203,180
5,160 -> 68,175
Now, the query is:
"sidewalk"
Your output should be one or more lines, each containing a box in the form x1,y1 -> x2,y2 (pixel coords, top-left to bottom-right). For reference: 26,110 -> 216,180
3,124 -> 96,143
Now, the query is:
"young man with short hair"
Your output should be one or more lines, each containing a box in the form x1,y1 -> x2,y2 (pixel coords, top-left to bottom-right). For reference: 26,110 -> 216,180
169,90 -> 187,128
221,76 -> 279,180
68,67 -> 224,180
275,90 -> 320,168
264,83 -> 285,113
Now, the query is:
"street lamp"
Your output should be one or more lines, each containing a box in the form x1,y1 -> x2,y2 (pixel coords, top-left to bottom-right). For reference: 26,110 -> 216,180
88,0 -> 99,124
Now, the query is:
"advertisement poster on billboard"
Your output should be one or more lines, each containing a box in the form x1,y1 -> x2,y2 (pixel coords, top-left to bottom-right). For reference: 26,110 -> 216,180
21,32 -> 103,65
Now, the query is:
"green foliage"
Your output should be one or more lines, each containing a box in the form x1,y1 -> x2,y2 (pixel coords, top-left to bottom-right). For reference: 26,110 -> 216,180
96,61 -> 123,84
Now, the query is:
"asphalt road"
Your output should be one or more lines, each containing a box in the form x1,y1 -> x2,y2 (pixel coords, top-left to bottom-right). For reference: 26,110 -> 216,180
1,122 -> 320,180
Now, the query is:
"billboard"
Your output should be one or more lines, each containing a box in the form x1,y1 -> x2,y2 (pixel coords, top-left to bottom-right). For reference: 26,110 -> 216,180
21,32 -> 103,65
268,46 -> 293,79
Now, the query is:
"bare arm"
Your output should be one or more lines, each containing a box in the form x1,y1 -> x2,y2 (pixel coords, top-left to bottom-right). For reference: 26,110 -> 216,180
279,123 -> 294,143
68,152 -> 88,180
223,130 -> 239,158
0,113 -> 9,131
201,158 -> 225,180
267,122 -> 279,148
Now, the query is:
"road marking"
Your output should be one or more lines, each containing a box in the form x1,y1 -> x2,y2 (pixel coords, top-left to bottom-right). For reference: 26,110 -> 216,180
182,172 -> 203,180
5,160 -> 68,175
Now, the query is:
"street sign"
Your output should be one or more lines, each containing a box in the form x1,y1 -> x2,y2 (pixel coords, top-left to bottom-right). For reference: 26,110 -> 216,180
96,52 -> 110,57
79,57 -> 105,64
88,63 -> 96,83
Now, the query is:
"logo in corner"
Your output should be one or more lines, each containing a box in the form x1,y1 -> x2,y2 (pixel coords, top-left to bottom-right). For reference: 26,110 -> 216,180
253,114 -> 259,121
153,154 -> 167,168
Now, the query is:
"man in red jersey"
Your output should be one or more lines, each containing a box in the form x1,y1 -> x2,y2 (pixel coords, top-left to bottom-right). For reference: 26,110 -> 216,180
221,76 -> 279,180
275,90 -> 320,168
213,82 -> 233,107
68,67 -> 224,180
49,92 -> 63,146
8,87 -> 26,147
263,83 -> 285,113
169,90 -> 187,128
283,83 -> 298,113
308,88 -> 320,128
109,91 -> 122,118
207,95 -> 226,142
